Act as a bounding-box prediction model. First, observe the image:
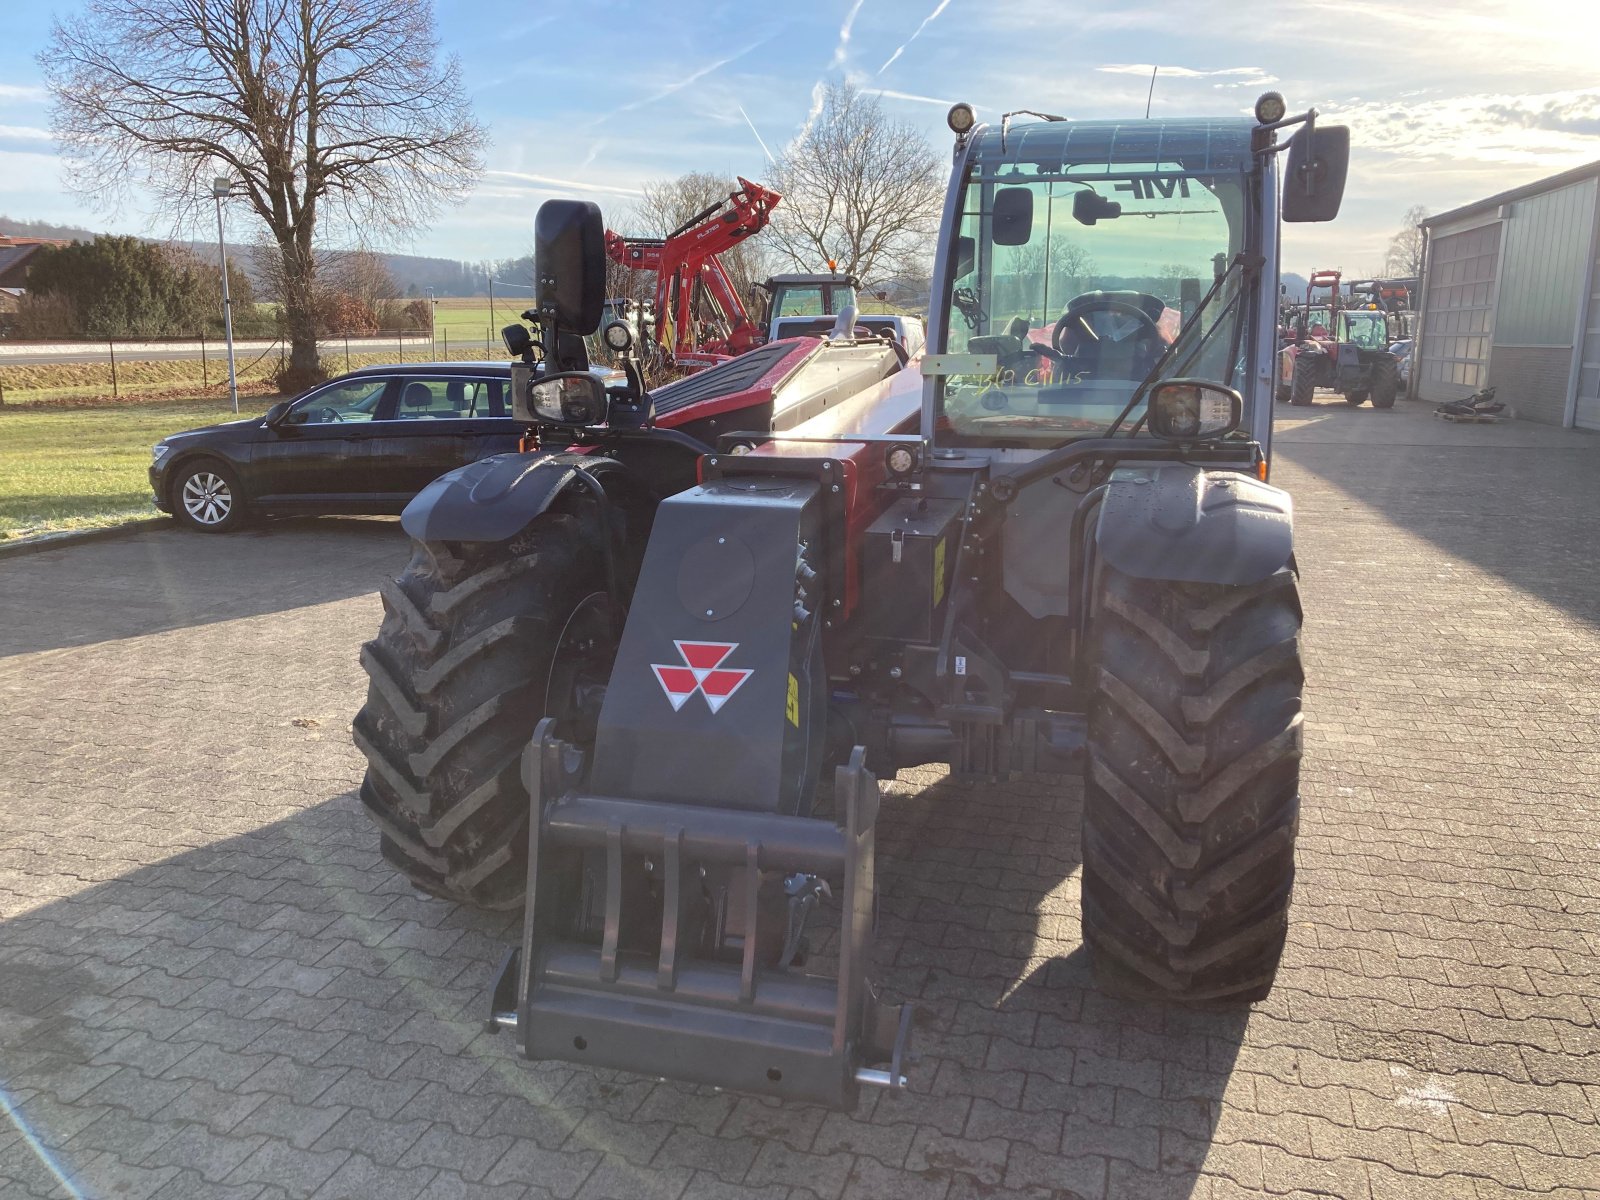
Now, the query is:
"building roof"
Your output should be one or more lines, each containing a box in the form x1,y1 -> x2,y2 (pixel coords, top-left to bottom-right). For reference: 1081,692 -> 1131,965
1423,159 -> 1600,228
0,243 -> 44,284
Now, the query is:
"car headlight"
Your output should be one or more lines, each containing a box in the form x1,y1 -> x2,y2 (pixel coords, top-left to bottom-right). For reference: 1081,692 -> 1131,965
152,443 -> 172,463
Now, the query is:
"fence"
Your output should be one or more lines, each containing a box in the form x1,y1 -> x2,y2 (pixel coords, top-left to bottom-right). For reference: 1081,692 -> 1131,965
0,328 -> 510,406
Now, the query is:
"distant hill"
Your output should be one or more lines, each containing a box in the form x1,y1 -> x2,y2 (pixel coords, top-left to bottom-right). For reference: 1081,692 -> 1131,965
0,214 -> 500,297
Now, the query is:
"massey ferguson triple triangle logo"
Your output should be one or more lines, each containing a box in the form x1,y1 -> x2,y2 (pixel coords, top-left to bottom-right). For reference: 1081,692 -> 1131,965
651,641 -> 753,714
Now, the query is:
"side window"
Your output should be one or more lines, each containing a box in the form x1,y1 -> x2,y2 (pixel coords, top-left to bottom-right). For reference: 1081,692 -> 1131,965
390,378 -> 500,420
289,378 -> 386,424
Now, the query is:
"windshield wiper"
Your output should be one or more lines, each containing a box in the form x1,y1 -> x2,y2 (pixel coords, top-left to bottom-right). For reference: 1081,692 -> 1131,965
1103,252 -> 1261,437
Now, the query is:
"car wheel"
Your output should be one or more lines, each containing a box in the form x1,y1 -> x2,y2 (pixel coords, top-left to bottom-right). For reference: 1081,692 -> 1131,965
172,459 -> 247,532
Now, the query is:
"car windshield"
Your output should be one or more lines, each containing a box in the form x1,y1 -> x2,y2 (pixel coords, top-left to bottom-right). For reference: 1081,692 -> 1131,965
939,155 -> 1251,446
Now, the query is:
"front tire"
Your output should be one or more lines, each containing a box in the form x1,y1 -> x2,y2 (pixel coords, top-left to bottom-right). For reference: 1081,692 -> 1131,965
1369,358 -> 1400,409
351,514 -> 607,909
1081,564 -> 1303,1004
1288,356 -> 1317,407
1344,390 -> 1369,406
171,458 -> 246,532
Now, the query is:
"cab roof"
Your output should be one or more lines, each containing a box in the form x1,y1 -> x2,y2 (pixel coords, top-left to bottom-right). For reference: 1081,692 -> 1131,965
971,116 -> 1256,174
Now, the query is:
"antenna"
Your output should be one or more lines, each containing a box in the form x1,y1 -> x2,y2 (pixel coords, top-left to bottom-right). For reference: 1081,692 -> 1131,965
1145,65 -> 1158,118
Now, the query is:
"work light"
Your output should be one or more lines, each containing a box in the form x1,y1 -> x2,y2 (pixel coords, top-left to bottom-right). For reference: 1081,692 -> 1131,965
1254,92 -> 1287,125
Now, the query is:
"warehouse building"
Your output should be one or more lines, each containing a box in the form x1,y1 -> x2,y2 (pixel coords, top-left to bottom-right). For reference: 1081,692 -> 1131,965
1416,160 -> 1600,429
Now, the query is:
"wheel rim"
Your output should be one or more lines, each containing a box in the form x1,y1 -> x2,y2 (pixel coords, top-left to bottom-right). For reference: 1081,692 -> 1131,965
181,471 -> 232,525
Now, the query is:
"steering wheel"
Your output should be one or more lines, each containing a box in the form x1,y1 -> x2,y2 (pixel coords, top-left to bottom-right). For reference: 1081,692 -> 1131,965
1052,298 -> 1162,355
317,407 -> 344,423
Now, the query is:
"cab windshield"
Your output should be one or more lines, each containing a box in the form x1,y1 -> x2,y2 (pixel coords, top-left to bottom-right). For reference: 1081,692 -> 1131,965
1340,310 -> 1388,350
940,154 -> 1252,445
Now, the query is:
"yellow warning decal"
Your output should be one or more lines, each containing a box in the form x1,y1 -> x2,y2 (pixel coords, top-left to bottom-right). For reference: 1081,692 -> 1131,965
933,537 -> 947,606
786,673 -> 801,727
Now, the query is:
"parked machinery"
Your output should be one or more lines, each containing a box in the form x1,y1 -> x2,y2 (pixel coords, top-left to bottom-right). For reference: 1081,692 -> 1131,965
1278,269 -> 1402,407
353,92 -> 1348,1108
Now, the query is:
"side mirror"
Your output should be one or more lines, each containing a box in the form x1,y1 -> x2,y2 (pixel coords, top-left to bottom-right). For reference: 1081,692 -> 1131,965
1073,190 -> 1121,226
263,400 -> 292,425
954,235 -> 975,279
1283,124 -> 1350,223
993,186 -> 1034,246
534,200 -> 606,333
1147,379 -> 1242,442
513,369 -> 609,426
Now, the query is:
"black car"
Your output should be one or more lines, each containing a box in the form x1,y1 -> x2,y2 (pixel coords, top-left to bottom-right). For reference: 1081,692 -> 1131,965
150,361 -> 617,532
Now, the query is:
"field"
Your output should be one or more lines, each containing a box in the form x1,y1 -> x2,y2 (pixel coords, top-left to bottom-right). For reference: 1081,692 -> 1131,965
0,397 -> 269,540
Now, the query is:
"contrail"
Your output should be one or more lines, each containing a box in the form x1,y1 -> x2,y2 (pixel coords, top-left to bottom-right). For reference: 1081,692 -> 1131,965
877,0 -> 952,74
830,0 -> 866,69
597,33 -> 779,124
738,105 -> 776,163
486,169 -> 644,197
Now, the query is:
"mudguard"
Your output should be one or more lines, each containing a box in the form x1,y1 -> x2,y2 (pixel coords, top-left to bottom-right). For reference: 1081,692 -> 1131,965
400,451 -> 632,543
1094,463 -> 1292,585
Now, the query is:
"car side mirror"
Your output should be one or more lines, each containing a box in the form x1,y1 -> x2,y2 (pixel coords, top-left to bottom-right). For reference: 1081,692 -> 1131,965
513,369 -> 609,427
533,199 -> 606,334
993,187 -> 1034,245
1283,124 -> 1350,223
263,400 -> 292,425
1147,379 -> 1242,442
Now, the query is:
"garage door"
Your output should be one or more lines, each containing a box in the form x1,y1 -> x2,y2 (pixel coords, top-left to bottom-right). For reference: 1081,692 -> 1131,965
1418,222 -> 1499,400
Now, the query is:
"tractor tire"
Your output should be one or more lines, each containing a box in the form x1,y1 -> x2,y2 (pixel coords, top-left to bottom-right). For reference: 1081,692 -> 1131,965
1344,390 -> 1369,406
1275,382 -> 1291,403
1081,563 -> 1303,1004
1288,357 -> 1317,407
1369,358 -> 1400,409
352,514 -> 607,910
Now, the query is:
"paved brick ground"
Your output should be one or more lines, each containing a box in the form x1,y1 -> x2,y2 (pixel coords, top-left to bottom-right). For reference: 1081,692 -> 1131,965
2,400 -> 1598,1199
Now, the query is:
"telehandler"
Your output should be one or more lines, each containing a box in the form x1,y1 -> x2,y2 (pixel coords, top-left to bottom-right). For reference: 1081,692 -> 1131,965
353,91 -> 1348,1108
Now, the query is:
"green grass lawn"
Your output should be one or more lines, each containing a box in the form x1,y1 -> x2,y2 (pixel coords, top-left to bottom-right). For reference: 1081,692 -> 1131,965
0,397 -> 270,540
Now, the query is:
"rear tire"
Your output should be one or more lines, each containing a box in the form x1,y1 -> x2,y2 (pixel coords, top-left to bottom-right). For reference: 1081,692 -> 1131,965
1288,357 -> 1316,407
1370,358 -> 1400,409
1344,390 -> 1368,406
1081,564 -> 1303,1004
352,514 -> 607,909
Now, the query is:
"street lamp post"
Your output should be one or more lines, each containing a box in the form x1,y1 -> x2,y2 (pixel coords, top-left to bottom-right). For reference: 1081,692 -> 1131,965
425,286 -> 436,359
211,177 -> 240,414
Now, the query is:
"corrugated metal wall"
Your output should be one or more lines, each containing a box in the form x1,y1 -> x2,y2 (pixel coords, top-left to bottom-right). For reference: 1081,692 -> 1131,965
1493,179 -> 1596,345
1575,202 -> 1600,430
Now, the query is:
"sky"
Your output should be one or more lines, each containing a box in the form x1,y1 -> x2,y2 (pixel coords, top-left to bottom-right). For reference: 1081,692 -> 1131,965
3,0 -> 1600,280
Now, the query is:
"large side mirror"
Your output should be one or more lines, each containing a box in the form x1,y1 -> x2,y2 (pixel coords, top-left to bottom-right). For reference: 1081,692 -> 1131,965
1283,124 -> 1350,223
513,368 -> 609,427
534,200 -> 606,333
1147,379 -> 1242,442
993,187 -> 1034,246
1072,189 -> 1122,226
263,400 -> 292,425
954,235 -> 975,279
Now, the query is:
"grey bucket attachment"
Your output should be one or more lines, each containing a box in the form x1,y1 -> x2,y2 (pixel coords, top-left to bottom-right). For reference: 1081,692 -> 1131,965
489,719 -> 914,1109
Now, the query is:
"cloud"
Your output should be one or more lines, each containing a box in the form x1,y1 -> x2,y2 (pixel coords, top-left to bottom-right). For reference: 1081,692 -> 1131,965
877,0 -> 953,75
0,84 -> 47,103
484,170 -> 643,198
830,0 -> 866,70
0,125 -> 52,142
1327,87 -> 1600,172
737,105 -> 775,163
1097,64 -> 1269,80
579,140 -> 605,171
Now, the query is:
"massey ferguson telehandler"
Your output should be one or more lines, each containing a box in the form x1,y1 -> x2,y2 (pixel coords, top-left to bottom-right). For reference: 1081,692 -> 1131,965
353,92 -> 1348,1109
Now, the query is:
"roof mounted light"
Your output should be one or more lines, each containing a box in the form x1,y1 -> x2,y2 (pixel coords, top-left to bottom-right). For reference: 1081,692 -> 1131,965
947,103 -> 976,135
1254,91 -> 1287,125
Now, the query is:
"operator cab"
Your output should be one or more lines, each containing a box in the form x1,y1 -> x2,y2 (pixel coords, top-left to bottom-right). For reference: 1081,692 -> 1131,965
933,117 -> 1259,449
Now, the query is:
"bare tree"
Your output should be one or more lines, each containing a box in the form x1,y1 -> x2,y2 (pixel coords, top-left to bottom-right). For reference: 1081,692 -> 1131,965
1384,205 -> 1430,279
42,0 -> 486,389
768,82 -> 942,287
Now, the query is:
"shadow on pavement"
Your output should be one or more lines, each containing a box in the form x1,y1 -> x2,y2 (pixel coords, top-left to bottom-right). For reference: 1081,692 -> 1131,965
1274,404 -> 1600,631
0,516 -> 409,658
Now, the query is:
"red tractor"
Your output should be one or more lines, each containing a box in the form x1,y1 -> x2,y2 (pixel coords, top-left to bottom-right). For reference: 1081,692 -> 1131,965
1277,269 -> 1401,407
354,93 -> 1349,1108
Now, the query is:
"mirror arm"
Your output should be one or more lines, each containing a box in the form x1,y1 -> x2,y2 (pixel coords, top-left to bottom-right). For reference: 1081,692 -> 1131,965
1252,107 -> 1317,157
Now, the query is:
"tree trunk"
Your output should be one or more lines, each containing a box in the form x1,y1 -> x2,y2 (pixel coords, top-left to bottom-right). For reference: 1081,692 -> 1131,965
277,230 -> 324,391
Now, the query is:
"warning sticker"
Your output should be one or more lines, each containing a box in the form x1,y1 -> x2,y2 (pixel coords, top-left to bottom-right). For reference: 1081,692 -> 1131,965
786,673 -> 800,727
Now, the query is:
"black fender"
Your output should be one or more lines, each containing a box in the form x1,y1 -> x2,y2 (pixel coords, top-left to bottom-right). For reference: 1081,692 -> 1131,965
1094,463 -> 1292,586
400,451 -> 637,543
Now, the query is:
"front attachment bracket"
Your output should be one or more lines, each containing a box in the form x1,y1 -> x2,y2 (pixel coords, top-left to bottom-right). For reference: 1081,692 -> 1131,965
488,723 -> 913,1109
